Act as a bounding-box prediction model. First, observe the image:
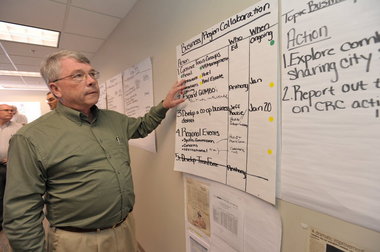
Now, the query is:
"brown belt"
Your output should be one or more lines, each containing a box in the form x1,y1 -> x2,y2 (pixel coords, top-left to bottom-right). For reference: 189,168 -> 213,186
56,216 -> 127,233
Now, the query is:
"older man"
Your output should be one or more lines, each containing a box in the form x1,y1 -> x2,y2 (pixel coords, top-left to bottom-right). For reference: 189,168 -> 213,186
0,104 -> 22,231
4,50 -> 185,251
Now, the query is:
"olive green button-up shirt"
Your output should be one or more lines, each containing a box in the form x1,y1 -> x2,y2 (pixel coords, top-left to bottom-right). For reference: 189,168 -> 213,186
4,102 -> 168,251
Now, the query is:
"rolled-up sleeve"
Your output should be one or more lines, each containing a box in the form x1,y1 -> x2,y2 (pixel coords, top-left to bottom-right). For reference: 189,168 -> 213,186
128,101 -> 169,139
4,134 -> 47,252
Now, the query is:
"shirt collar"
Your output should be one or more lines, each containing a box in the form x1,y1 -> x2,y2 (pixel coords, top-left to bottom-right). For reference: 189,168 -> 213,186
0,121 -> 12,129
55,102 -> 99,125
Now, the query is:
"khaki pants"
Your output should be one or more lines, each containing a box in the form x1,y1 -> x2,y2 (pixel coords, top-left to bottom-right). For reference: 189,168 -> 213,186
47,214 -> 137,252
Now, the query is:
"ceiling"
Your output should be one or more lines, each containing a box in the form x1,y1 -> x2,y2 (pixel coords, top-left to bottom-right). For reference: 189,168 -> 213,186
0,0 -> 137,91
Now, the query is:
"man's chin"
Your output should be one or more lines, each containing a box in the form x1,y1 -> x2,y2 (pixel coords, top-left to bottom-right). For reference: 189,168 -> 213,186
86,93 -> 99,103
88,99 -> 100,107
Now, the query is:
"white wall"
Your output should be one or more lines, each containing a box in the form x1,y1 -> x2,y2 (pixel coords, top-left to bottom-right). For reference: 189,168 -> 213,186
92,0 -> 380,252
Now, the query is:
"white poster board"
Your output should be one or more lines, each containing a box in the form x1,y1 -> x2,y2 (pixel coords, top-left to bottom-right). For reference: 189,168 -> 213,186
175,0 -> 279,204
280,0 -> 380,231
123,57 -> 156,152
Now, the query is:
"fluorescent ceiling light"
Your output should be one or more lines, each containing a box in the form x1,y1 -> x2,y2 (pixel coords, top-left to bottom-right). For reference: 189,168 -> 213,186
0,21 -> 59,47
0,70 -> 41,77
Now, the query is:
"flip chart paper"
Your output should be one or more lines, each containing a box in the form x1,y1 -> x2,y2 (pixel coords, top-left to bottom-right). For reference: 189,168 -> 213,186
175,0 -> 279,204
106,73 -> 124,114
97,82 -> 107,109
280,0 -> 380,232
123,57 -> 156,152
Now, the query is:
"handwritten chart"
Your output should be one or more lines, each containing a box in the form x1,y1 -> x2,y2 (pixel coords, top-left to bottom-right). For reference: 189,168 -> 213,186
123,58 -> 156,152
97,82 -> 107,109
175,0 -> 278,204
106,73 -> 124,114
280,0 -> 380,231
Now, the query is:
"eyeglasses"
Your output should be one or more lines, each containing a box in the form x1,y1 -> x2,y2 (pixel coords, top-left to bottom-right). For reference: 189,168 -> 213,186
52,70 -> 100,83
0,109 -> 14,112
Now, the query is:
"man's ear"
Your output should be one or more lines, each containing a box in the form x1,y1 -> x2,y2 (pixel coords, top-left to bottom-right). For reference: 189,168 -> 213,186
49,83 -> 62,98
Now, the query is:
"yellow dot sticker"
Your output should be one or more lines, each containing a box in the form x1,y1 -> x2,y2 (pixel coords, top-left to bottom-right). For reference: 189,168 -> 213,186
267,149 -> 273,155
268,116 -> 274,122
269,82 -> 275,87
199,81 -> 203,85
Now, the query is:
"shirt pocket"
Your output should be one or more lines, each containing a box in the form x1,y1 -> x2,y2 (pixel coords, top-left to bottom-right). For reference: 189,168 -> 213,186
103,135 -> 129,161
